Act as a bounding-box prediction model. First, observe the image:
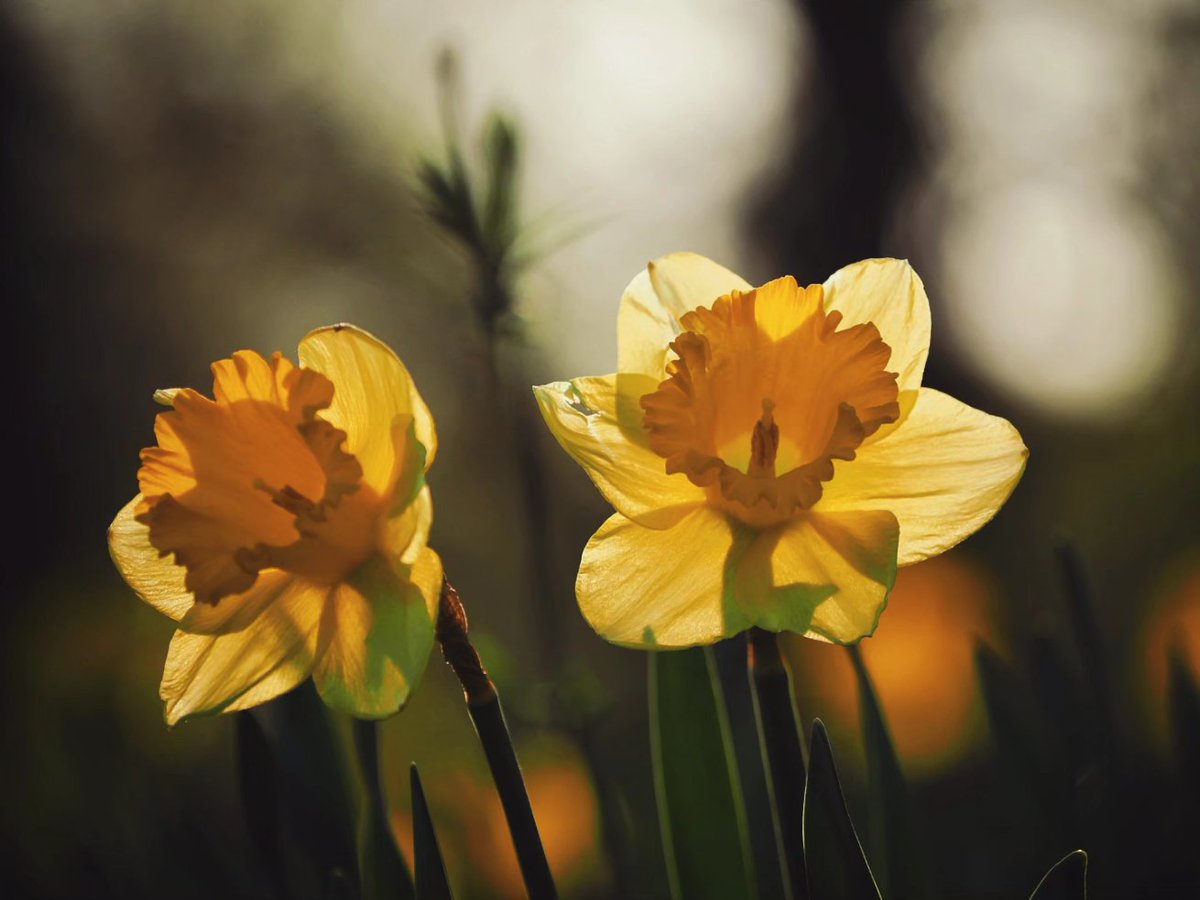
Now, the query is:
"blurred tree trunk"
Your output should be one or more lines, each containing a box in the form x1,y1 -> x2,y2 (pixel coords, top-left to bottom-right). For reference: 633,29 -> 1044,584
750,0 -> 916,284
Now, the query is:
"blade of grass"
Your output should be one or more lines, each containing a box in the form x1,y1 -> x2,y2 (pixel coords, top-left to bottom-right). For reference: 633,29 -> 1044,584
803,719 -> 881,900
1029,849 -> 1088,899
748,628 -> 808,900
847,644 -> 933,899
651,646 -> 757,900
352,719 -> 415,900
411,764 -> 453,900
437,580 -> 557,899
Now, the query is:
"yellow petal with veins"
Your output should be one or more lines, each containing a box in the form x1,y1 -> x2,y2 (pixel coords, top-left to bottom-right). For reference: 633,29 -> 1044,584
312,547 -> 442,718
180,566 -> 301,634
384,485 -> 434,567
618,253 -> 751,380
817,388 -> 1028,565
735,510 -> 899,643
298,324 -> 437,496
161,574 -> 325,724
648,252 -> 754,322
576,507 -> 748,648
823,258 -> 931,394
534,375 -> 706,529
109,495 -> 192,621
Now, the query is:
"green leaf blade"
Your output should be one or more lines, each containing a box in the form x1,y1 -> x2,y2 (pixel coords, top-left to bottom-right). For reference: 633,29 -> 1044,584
802,719 -> 881,900
651,647 -> 757,900
411,764 -> 453,900
352,719 -> 415,900
1029,849 -> 1088,899
848,646 -> 933,900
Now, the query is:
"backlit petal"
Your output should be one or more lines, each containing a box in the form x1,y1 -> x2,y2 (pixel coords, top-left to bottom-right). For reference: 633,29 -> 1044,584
823,258 -> 931,393
534,375 -> 705,529
299,324 -> 437,495
383,485 -> 434,567
648,252 -> 753,321
735,510 -> 898,643
576,507 -> 749,648
108,495 -> 192,621
618,253 -> 751,381
617,267 -> 677,381
817,388 -> 1028,565
180,568 -> 297,634
160,575 -> 324,724
312,549 -> 442,718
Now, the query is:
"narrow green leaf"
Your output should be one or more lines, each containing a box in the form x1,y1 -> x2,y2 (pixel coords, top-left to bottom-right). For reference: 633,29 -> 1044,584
411,764 -> 452,900
714,636 -> 791,900
748,628 -> 808,899
352,719 -> 415,900
847,645 -> 933,899
802,719 -> 881,900
1029,849 -> 1088,899
651,647 -> 757,900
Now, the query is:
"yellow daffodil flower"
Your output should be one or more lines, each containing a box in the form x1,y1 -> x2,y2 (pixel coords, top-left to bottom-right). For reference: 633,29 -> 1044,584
535,254 -> 1027,648
108,324 -> 441,723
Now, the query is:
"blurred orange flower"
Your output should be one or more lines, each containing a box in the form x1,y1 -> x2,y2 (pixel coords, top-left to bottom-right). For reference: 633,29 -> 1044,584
536,253 -> 1027,648
109,325 -> 441,724
785,552 -> 998,773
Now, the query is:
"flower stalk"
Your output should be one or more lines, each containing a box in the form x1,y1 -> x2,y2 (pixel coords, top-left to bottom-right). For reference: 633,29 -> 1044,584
747,627 -> 809,899
436,579 -> 557,899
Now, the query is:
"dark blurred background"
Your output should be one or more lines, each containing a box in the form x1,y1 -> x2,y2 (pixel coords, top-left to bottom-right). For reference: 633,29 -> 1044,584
4,1 -> 1199,897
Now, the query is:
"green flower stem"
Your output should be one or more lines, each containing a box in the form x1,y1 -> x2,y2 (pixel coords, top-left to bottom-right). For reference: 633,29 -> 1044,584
747,628 -> 809,900
714,636 -> 791,900
251,682 -> 360,893
437,579 -> 558,900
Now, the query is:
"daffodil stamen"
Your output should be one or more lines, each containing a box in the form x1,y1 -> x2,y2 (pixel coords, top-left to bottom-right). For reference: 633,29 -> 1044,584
749,398 -> 779,478
640,277 -> 900,529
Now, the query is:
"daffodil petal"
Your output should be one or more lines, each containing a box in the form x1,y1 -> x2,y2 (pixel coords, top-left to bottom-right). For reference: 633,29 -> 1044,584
180,569 -> 296,634
617,254 -> 752,381
160,576 -> 324,724
648,252 -> 753,320
534,375 -> 706,529
298,324 -> 437,496
108,494 -> 192,621
823,258 -> 931,393
818,388 -> 1028,565
383,485 -> 434,567
312,549 -> 442,718
617,267 -> 677,380
735,510 -> 898,643
576,507 -> 749,648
